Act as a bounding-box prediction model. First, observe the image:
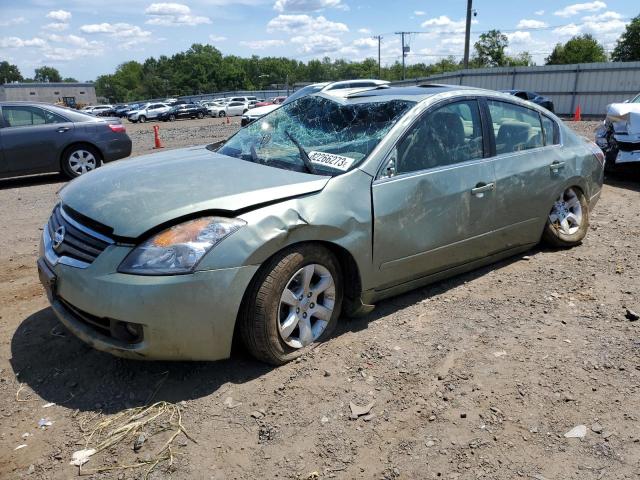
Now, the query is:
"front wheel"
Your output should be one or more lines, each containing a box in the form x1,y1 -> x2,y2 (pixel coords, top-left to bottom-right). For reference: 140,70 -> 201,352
239,245 -> 343,365
197,112 -> 204,119
138,115 -> 146,123
542,186 -> 589,247
218,111 -> 226,117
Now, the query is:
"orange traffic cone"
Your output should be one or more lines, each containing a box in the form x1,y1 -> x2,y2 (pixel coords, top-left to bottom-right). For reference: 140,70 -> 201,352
573,105 -> 581,122
226,115 -> 230,125
153,125 -> 164,149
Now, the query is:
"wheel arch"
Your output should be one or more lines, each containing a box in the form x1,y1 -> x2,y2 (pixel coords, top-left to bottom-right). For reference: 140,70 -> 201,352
59,141 -> 104,172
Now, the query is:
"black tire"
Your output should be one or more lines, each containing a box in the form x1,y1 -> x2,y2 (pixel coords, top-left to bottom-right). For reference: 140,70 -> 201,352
218,111 -> 226,117
542,187 -> 589,248
169,114 -> 175,122
61,144 -> 102,179
138,115 -> 146,123
239,244 -> 343,365
197,112 -> 204,119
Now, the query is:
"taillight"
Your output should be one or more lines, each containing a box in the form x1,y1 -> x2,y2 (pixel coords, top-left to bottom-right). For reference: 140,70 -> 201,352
586,140 -> 605,166
108,123 -> 126,133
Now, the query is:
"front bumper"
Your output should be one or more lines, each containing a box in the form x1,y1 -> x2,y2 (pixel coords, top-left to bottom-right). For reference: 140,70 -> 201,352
38,238 -> 258,361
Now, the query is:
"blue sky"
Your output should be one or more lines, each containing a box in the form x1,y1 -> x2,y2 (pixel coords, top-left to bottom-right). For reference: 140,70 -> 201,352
0,0 -> 636,81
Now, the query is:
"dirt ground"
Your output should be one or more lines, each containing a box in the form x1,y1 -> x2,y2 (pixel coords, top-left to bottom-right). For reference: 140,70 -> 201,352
1,120 -> 639,480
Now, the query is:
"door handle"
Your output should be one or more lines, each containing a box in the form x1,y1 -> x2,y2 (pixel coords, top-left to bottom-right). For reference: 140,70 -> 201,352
56,127 -> 70,133
549,161 -> 565,172
471,182 -> 495,196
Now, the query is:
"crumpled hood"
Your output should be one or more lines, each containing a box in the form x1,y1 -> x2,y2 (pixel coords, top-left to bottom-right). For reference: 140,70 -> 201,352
60,146 -> 329,238
606,102 -> 640,136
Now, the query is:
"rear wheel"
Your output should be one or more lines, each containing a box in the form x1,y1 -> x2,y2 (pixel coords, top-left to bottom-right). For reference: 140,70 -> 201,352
62,145 -> 101,178
239,245 -> 343,365
197,112 -> 204,119
542,186 -> 589,247
138,115 -> 146,123
218,111 -> 226,117
168,114 -> 176,122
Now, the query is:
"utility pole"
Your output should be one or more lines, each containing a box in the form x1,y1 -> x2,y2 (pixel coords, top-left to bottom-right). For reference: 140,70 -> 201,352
372,35 -> 383,79
395,32 -> 415,80
463,0 -> 473,69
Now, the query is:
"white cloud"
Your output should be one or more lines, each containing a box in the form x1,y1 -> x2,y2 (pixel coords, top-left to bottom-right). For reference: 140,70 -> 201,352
46,34 -> 102,49
421,15 -> 466,32
42,46 -> 103,61
290,33 -> 342,53
582,10 -> 622,22
145,3 -> 211,26
208,35 -> 227,42
240,39 -> 286,49
553,23 -> 582,36
0,37 -> 47,48
358,27 -> 371,34
80,23 -> 152,49
554,1 -> 606,17
534,9 -> 545,15
267,14 -> 348,34
43,22 -> 69,31
414,10 -> 426,16
507,31 -> 532,44
352,37 -> 377,48
517,19 -> 547,29
46,10 -> 72,22
0,17 -> 27,27
273,0 -> 344,12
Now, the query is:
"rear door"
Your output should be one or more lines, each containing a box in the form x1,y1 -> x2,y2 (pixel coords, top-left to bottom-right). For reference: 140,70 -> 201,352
372,98 -> 497,288
0,105 -> 74,175
486,99 -> 569,247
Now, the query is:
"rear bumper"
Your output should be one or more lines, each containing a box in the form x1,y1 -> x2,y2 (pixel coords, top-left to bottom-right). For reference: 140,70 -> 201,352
616,149 -> 640,164
99,136 -> 132,162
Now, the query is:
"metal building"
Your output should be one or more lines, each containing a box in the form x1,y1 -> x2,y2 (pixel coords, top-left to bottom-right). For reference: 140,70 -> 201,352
393,61 -> 640,117
0,82 -> 97,107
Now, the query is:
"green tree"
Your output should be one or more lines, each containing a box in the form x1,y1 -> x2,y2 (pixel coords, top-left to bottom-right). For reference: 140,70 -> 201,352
473,30 -> 509,67
63,77 -> 78,82
611,14 -> 640,61
0,61 -> 23,83
34,66 -> 62,82
505,51 -> 534,66
545,34 -> 607,64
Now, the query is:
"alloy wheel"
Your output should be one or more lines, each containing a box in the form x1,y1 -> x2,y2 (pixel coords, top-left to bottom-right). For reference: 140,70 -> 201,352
549,187 -> 583,235
68,149 -> 97,176
277,264 -> 336,349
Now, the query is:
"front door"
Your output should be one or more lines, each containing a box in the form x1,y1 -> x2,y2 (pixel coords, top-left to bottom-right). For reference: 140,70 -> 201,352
0,105 -> 74,175
372,98 -> 497,289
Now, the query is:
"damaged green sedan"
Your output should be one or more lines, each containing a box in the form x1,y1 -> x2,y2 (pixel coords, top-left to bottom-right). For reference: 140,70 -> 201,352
38,85 -> 604,364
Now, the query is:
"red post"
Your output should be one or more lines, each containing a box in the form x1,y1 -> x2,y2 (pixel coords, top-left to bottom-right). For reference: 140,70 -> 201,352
153,125 -> 164,149
226,115 -> 230,125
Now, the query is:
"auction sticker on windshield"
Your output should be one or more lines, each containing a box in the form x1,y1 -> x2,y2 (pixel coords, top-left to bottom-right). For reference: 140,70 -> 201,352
308,151 -> 355,171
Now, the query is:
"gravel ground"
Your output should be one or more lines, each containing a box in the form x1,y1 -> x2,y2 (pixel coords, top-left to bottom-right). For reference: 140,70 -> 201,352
0,120 -> 639,480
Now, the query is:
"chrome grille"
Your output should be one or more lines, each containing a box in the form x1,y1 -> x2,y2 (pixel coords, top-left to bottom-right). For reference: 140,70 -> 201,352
44,205 -> 114,268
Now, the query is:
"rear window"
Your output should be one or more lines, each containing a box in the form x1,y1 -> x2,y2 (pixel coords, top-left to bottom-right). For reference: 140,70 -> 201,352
487,100 -> 544,154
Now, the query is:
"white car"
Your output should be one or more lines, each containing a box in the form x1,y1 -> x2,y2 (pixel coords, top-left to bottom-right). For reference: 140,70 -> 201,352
127,103 -> 172,123
595,92 -> 640,169
80,104 -> 113,115
240,79 -> 390,126
210,100 -> 248,118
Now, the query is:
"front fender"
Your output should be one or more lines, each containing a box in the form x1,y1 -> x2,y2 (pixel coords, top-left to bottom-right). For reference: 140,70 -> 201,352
197,168 -> 376,289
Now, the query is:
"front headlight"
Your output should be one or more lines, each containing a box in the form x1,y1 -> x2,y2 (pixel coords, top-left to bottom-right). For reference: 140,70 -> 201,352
118,217 -> 246,275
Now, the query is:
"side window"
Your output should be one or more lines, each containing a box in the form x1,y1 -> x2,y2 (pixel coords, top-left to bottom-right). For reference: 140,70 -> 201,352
487,100 -> 543,154
2,106 -> 47,127
541,115 -> 559,146
42,109 -> 68,124
395,99 -> 484,174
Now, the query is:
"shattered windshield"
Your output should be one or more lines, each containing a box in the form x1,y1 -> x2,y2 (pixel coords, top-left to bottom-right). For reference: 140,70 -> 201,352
217,95 -> 415,175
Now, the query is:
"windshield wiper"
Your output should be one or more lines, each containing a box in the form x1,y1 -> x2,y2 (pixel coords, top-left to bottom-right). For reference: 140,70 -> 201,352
250,144 -> 265,165
284,130 -> 318,175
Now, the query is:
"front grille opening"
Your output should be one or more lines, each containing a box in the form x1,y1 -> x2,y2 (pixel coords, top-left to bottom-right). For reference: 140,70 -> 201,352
60,299 -> 144,345
48,204 -> 112,266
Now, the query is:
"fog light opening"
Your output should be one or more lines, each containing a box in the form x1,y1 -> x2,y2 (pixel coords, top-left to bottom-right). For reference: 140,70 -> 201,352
111,320 -> 144,344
